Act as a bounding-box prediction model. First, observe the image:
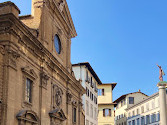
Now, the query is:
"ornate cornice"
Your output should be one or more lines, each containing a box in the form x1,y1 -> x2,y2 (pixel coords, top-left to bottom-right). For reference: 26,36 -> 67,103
7,49 -> 20,70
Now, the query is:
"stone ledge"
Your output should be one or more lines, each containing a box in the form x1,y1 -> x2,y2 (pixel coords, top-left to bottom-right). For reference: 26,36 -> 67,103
0,1 -> 20,18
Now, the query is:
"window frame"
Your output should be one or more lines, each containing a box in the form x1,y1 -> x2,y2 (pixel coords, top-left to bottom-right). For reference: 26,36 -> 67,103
129,97 -> 134,104
103,108 -> 111,117
21,67 -> 37,107
25,78 -> 33,103
54,34 -> 61,54
73,107 -> 77,123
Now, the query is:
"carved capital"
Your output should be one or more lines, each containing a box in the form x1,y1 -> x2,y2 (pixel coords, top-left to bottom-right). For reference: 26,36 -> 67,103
66,89 -> 72,104
72,100 -> 77,107
7,49 -> 20,70
40,72 -> 49,88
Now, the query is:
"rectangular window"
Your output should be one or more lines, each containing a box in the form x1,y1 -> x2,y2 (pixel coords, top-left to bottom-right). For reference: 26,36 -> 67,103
136,108 -> 139,115
128,112 -> 131,118
88,89 -> 89,97
132,120 -> 135,125
25,78 -> 32,103
86,101 -> 89,116
132,110 -> 135,116
90,104 -> 93,118
146,115 -> 150,124
157,112 -> 160,121
151,113 -> 156,123
103,109 -> 111,117
121,101 -> 123,106
137,118 -> 140,125
141,106 -> 144,113
94,108 -> 97,120
73,107 -> 77,123
146,103 -> 149,111
91,77 -> 92,84
152,101 -> 155,109
98,89 -> 104,96
141,116 -> 145,125
90,91 -> 92,99
129,97 -> 134,104
86,71 -> 88,81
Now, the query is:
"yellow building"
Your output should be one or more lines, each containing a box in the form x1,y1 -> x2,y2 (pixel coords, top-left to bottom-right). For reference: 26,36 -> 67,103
98,83 -> 117,125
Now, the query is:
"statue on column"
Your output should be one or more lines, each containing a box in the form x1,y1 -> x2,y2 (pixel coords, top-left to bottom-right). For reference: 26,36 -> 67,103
157,64 -> 165,81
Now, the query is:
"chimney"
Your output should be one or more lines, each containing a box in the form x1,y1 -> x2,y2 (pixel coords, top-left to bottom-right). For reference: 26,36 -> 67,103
138,89 -> 141,92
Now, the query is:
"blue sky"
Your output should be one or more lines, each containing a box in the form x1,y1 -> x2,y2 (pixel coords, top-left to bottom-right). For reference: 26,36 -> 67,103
2,0 -> 167,100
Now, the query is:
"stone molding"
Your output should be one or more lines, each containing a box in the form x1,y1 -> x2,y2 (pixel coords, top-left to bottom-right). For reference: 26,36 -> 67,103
40,71 -> 49,89
16,110 -> 39,124
7,49 -> 20,70
21,66 -> 38,80
53,84 -> 63,108
66,89 -> 72,104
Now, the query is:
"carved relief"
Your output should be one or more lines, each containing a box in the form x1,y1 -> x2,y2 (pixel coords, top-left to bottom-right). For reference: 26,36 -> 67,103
7,49 -> 20,70
33,0 -> 45,8
53,85 -> 63,108
40,72 -> 49,88
72,100 -> 77,107
0,45 -> 5,55
59,0 -> 65,12
66,89 -> 72,104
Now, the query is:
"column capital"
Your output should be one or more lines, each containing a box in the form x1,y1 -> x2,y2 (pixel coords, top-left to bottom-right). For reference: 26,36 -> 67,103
157,81 -> 167,88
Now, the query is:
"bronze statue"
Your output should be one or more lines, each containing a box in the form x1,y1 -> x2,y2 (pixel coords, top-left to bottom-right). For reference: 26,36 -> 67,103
157,64 -> 165,81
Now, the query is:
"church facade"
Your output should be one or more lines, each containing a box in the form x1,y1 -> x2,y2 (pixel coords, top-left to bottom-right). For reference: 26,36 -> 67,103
0,0 -> 85,125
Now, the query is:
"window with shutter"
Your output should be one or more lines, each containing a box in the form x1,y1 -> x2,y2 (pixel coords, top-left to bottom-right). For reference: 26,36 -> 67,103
109,109 -> 111,116
102,89 -> 104,95
103,109 -> 105,117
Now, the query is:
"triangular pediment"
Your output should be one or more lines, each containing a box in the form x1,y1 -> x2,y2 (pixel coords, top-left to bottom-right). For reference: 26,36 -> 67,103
53,0 -> 77,38
21,66 -> 38,79
49,108 -> 67,121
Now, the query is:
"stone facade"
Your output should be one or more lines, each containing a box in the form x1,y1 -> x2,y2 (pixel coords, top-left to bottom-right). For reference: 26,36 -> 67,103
0,1 -> 85,125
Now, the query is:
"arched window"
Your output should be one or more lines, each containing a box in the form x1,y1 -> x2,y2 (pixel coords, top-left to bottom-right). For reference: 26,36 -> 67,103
54,35 -> 61,54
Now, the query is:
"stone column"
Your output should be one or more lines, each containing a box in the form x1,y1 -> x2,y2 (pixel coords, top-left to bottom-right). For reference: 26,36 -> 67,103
157,81 -> 167,125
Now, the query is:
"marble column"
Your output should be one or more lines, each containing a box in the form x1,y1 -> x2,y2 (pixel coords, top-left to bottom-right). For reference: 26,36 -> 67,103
157,82 -> 167,125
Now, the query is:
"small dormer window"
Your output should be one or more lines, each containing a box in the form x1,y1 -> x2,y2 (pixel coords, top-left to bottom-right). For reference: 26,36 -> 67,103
54,35 -> 61,54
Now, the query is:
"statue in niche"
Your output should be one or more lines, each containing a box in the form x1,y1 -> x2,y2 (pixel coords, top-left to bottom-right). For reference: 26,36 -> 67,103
59,0 -> 65,12
55,90 -> 62,106
157,64 -> 165,81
